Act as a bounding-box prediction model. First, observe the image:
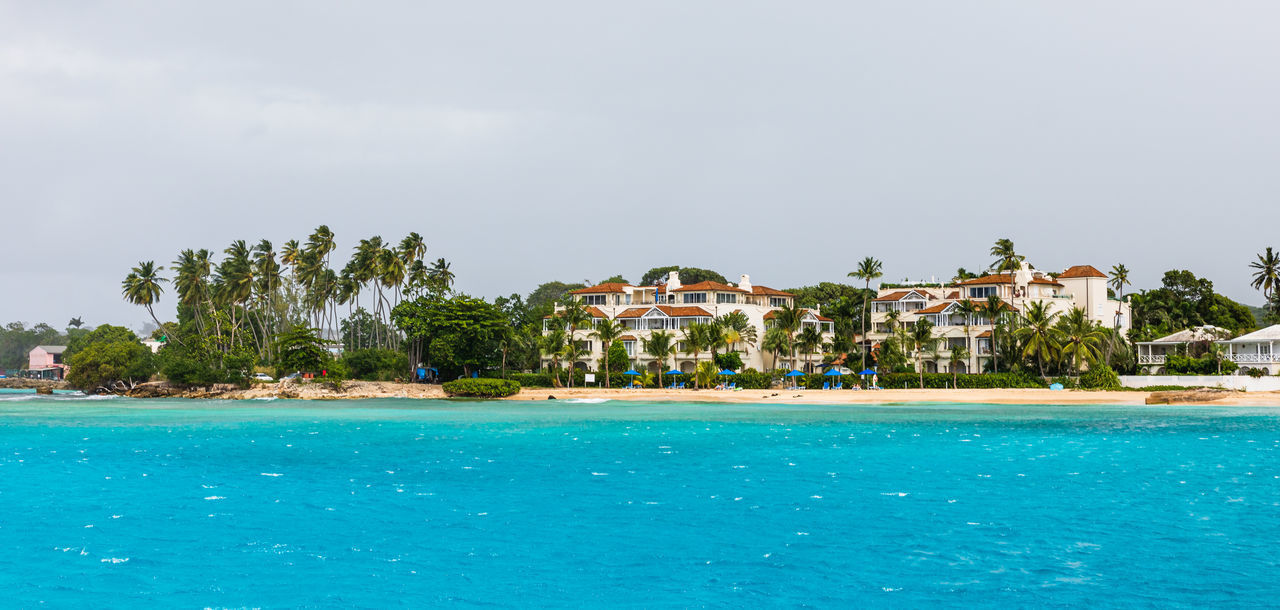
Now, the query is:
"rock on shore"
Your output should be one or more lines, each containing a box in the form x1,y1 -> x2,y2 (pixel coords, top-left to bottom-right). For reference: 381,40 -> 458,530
125,379 -> 448,400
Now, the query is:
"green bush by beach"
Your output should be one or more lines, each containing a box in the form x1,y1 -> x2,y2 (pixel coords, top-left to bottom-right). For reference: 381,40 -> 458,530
875,372 -> 1049,389
1079,364 -> 1122,391
442,378 -> 520,398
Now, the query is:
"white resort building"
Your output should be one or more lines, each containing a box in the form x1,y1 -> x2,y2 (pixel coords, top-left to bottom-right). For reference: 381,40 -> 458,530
1218,324 -> 1280,376
864,263 -> 1132,374
544,271 -> 835,374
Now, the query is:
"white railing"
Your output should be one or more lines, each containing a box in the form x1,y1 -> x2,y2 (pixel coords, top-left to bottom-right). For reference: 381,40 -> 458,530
1138,355 -> 1166,364
1229,353 -> 1278,363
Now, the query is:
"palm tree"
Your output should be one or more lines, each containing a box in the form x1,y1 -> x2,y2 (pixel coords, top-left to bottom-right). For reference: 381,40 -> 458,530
953,299 -> 978,375
1057,307 -> 1107,375
1109,264 -> 1131,299
1016,301 -> 1060,378
592,317 -> 627,388
989,238 -> 1024,274
561,340 -> 589,385
770,301 -> 805,370
122,261 -> 174,344
761,326 -> 791,372
643,330 -> 675,388
948,345 -> 970,387
715,311 -> 757,355
559,300 -> 593,388
984,295 -> 1006,373
541,327 -> 567,387
429,258 -> 455,292
399,232 -> 427,265
907,318 -> 935,388
681,322 -> 717,387
848,256 -> 883,370
1250,247 -> 1280,301
796,325 -> 824,374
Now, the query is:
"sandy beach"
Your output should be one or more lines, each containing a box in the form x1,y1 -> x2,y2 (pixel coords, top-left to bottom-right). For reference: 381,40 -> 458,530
509,387 -> 1280,407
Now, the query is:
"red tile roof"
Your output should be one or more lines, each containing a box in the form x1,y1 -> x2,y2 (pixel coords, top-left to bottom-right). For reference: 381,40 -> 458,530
915,302 -> 953,314
614,305 -> 711,319
569,282 -> 631,294
750,285 -> 794,297
976,330 -> 993,338
670,280 -> 748,293
955,273 -> 1062,287
619,335 -> 637,342
1058,265 -> 1107,279
544,306 -> 607,319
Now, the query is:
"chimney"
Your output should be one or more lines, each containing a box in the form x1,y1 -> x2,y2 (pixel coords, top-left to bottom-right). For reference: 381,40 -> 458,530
666,270 -> 682,291
738,274 -> 752,293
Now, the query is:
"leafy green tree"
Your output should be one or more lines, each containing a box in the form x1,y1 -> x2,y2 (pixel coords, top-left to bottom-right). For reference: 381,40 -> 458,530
526,281 -> 586,316
847,256 -> 883,370
0,322 -> 66,369
343,348 -> 409,381
713,351 -> 744,371
65,325 -> 154,392
638,266 -> 727,286
599,274 -> 629,284
392,294 -> 508,379
274,326 -> 330,375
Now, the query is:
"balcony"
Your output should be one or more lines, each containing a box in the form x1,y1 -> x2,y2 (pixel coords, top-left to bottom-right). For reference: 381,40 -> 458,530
1138,355 -> 1166,364
1229,353 -> 1279,364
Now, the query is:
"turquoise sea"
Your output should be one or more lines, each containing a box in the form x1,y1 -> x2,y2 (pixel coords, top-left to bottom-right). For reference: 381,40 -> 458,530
2,389 -> 1279,607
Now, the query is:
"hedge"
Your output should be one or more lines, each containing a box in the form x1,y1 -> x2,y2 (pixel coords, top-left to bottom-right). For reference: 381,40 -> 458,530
442,378 -> 521,398
874,372 -> 1048,389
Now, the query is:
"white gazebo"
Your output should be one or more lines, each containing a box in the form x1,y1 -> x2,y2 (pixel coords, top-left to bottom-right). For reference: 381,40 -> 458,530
1136,326 -> 1232,373
1218,325 -> 1280,376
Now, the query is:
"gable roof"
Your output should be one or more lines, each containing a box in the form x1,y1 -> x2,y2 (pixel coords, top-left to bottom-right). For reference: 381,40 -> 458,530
670,280 -> 748,293
955,273 -> 1062,287
615,305 -> 712,319
1058,265 -> 1107,279
750,285 -> 793,297
544,306 -> 607,319
569,282 -> 631,294
872,290 -> 927,302
1144,325 -> 1233,344
915,302 -> 956,315
1225,324 -> 1280,343
33,345 -> 67,354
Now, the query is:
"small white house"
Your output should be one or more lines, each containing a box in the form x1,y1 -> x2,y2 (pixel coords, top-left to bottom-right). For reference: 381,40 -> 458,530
1218,325 -> 1280,376
1136,325 -> 1233,374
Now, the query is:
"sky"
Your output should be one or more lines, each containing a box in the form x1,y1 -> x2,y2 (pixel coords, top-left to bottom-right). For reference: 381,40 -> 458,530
3,1 -> 1278,331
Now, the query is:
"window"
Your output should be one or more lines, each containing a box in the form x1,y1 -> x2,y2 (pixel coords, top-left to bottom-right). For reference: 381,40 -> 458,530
575,340 -> 593,351
682,293 -> 707,304
623,341 -> 635,356
968,286 -> 998,299
716,293 -> 737,304
582,295 -> 606,305
770,297 -> 789,307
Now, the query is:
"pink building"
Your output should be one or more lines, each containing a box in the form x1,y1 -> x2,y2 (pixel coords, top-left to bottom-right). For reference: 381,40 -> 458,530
28,345 -> 68,380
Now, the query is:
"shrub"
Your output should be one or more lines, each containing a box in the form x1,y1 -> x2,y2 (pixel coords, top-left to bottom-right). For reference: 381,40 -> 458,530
733,368 -> 772,389
486,370 -> 587,388
876,372 -> 1048,389
1166,354 -> 1235,375
713,351 -> 744,372
1246,367 -> 1268,378
596,342 -> 631,376
1080,364 -> 1122,391
342,348 -> 408,381
442,378 -> 521,398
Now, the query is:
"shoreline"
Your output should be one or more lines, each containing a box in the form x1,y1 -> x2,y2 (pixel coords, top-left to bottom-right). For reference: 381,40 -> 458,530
92,381 -> 1280,407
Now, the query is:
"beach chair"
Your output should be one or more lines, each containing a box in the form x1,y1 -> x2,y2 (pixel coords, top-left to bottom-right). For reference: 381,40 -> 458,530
835,382 -> 843,390
728,382 -> 736,390
678,382 -> 686,389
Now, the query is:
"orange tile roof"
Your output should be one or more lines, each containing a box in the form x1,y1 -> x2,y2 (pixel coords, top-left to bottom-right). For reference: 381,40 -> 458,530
763,310 -> 777,320
545,306 -> 606,318
619,335 -> 637,342
974,301 -> 1018,313
955,274 -> 1014,286
614,305 -> 711,319
750,285 -> 794,297
915,302 -> 953,314
1058,265 -> 1107,279
945,291 -> 960,300
670,280 -> 748,293
569,282 -> 631,294
976,330 -> 993,338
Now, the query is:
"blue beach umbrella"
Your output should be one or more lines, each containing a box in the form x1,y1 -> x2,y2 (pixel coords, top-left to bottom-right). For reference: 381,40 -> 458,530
823,368 -> 842,376
859,369 -> 877,375
719,369 -> 737,376
784,370 -> 805,377
665,369 -> 683,376
623,369 -> 641,376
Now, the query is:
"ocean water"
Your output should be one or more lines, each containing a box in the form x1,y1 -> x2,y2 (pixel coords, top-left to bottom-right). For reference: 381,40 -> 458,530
2,390 -> 1279,607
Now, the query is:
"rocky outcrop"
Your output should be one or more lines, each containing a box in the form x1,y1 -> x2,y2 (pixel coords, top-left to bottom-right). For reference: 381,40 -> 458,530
1146,388 -> 1236,405
0,378 -> 69,391
123,379 -> 447,400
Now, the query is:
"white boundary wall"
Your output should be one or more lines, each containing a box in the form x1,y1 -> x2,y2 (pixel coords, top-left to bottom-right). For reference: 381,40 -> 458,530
1120,375 -> 1280,393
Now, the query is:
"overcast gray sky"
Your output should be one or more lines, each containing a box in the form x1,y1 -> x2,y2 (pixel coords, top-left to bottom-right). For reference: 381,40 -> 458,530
3,1 -> 1278,330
